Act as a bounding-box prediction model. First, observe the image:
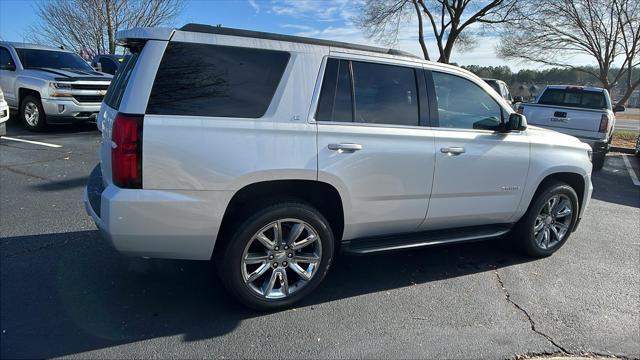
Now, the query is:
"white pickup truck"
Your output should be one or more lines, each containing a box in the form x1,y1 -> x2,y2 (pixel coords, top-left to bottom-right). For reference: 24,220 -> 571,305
518,85 -> 625,170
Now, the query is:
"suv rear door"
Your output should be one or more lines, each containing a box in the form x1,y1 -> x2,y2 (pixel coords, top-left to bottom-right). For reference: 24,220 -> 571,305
316,56 -> 436,240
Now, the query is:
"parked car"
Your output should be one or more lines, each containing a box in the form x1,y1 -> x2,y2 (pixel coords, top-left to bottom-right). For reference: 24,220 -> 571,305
0,87 -> 9,135
0,42 -> 112,131
84,24 -> 594,310
635,134 -> 640,157
91,54 -> 127,75
483,78 -> 513,104
518,85 -> 623,170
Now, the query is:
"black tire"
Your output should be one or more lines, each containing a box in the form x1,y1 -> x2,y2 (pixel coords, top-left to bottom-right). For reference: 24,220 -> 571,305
217,202 -> 334,311
513,181 -> 579,257
592,152 -> 605,171
20,95 -> 47,131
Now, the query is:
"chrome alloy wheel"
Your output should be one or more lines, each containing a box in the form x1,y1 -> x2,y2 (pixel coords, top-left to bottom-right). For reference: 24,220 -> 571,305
24,101 -> 40,126
533,194 -> 572,250
241,219 -> 322,299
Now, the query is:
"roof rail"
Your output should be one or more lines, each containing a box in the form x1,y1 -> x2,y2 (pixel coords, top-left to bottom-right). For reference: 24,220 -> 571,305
179,23 -> 420,59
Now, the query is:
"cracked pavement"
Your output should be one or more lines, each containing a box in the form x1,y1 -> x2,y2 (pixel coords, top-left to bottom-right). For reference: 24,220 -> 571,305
1,119 -> 639,359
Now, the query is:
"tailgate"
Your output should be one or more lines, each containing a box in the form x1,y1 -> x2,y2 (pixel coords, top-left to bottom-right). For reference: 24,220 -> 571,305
523,104 -> 603,132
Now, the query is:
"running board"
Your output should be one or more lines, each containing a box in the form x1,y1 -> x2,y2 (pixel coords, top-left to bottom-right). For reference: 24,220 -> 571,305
341,225 -> 512,255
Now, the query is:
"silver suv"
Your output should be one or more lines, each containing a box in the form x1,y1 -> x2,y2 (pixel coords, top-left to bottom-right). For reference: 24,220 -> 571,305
0,42 -> 112,131
84,24 -> 593,310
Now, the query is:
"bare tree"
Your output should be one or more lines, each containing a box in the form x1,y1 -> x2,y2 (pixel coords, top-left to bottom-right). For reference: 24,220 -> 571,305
28,0 -> 184,58
357,0 -> 523,63
499,0 -> 639,106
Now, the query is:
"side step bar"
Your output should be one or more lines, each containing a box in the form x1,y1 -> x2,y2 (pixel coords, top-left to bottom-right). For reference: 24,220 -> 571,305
341,225 -> 512,255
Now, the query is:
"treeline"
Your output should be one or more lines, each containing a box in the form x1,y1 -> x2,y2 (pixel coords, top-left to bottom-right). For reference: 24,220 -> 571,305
461,65 -> 639,96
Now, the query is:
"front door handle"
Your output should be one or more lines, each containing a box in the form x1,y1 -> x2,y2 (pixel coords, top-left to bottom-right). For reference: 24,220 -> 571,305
328,143 -> 363,152
440,147 -> 465,155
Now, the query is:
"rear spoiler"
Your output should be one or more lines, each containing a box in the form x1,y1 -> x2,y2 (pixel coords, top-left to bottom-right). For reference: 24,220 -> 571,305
116,27 -> 174,48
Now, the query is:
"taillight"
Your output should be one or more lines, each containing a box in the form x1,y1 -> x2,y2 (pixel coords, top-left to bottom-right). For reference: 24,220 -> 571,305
112,113 -> 143,188
599,114 -> 610,133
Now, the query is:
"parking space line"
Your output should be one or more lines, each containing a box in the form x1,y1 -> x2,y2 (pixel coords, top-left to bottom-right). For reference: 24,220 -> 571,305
0,136 -> 62,148
622,155 -> 640,186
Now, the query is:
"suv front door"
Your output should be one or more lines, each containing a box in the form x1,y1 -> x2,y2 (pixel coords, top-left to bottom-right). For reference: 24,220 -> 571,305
316,57 -> 436,240
420,70 -> 530,230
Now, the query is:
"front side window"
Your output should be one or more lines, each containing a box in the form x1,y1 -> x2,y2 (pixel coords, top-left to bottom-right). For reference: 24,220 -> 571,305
432,72 -> 502,130
99,58 -> 118,75
147,42 -> 290,118
0,47 -> 15,69
15,49 -> 94,71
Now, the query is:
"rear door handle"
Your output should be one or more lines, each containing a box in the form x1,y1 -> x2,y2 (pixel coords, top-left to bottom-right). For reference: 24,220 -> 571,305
328,143 -> 363,152
440,147 -> 465,155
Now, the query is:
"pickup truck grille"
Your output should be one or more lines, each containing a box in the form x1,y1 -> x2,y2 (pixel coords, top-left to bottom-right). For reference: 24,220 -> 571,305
71,84 -> 109,91
73,95 -> 105,103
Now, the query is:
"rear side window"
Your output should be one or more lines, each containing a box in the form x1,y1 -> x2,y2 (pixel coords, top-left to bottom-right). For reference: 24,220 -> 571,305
538,89 -> 607,110
104,53 -> 140,110
316,59 -> 353,122
146,42 -> 290,118
316,58 -> 420,127
352,61 -> 419,126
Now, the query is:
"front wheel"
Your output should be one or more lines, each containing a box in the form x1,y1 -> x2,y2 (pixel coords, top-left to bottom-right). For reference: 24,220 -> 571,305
513,181 -> 579,257
20,95 -> 47,131
218,202 -> 334,310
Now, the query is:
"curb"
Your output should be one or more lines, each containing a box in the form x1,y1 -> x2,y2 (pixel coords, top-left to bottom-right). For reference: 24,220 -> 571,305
610,146 -> 635,154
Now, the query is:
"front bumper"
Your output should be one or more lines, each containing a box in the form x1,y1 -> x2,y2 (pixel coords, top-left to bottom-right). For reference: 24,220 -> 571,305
83,165 -> 233,260
41,98 -> 101,123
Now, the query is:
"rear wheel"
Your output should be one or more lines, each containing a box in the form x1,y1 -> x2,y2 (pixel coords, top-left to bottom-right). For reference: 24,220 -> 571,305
513,181 -> 579,257
592,152 -> 605,171
20,95 -> 47,131
218,202 -> 334,310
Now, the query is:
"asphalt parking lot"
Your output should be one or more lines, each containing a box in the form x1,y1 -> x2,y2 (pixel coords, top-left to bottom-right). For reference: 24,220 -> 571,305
1,117 -> 639,359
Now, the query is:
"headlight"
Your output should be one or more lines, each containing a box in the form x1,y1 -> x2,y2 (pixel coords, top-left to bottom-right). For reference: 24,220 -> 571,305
587,149 -> 593,161
48,82 -> 73,97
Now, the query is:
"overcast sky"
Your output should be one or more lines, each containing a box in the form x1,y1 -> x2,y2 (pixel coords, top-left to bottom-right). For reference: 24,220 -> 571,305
0,0 -> 598,71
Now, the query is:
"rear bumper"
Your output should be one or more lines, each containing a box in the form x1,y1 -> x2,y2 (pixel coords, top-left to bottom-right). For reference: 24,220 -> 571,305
41,98 -> 101,123
575,136 -> 609,154
83,165 -> 233,260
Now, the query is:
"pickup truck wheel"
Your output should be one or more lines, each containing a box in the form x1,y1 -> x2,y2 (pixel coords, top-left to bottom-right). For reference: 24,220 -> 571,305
592,152 -> 605,171
20,95 -> 47,131
218,202 -> 334,310
514,181 -> 578,257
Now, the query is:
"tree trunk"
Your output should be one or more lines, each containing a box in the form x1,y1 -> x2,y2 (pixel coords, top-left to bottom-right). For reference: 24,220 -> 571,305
105,0 -> 115,54
412,0 -> 430,61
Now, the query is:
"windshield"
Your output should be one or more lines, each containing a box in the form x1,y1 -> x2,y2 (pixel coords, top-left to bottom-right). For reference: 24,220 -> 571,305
538,89 -> 609,110
16,48 -> 94,71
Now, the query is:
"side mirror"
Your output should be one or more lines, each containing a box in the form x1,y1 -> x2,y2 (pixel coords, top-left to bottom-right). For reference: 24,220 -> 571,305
503,113 -> 527,132
513,96 -> 524,103
614,104 -> 625,113
0,63 -> 16,71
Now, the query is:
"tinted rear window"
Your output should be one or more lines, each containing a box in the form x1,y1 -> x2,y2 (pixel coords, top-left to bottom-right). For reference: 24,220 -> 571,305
104,53 -> 140,110
538,89 -> 608,110
146,42 -> 290,118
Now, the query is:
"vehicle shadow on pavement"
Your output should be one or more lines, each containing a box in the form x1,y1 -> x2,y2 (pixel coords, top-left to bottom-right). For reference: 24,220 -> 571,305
30,176 -> 89,191
591,155 -> 640,208
4,114 -> 99,136
0,229 -> 533,358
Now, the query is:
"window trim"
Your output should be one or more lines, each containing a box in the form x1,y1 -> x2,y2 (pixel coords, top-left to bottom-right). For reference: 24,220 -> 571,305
427,69 -> 509,132
312,55 -> 428,130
